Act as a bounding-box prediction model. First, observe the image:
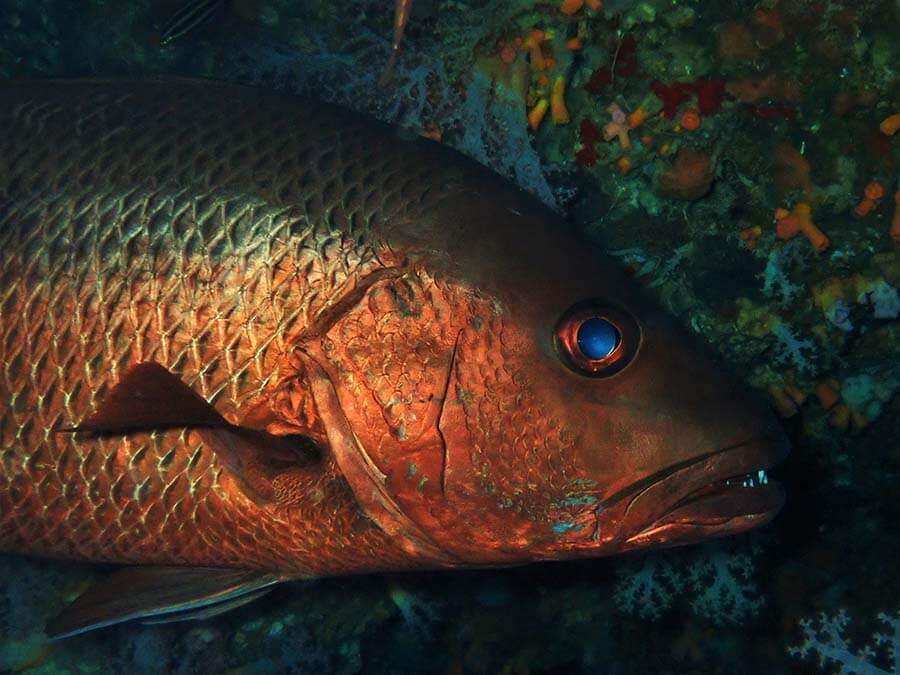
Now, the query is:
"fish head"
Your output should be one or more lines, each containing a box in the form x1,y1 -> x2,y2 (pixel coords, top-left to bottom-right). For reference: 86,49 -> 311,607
300,155 -> 788,568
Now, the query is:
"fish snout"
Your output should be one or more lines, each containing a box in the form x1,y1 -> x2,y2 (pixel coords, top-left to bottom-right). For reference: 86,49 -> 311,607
617,412 -> 790,549
599,323 -> 792,549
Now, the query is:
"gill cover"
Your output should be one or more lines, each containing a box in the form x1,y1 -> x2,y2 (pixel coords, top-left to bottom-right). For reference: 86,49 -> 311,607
298,352 -> 460,566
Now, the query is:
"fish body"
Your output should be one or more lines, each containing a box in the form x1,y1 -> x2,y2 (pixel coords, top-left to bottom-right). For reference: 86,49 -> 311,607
0,79 -> 430,577
0,78 -> 787,634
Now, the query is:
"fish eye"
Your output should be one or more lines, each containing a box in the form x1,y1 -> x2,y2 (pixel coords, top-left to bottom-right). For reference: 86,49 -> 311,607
554,302 -> 640,377
577,318 -> 620,359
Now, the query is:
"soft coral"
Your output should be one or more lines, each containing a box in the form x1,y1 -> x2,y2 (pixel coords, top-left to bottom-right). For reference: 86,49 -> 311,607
585,34 -> 638,94
575,118 -> 600,167
651,79 -> 726,118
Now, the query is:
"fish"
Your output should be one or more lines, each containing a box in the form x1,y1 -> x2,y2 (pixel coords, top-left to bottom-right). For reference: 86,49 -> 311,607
0,77 -> 789,638
160,0 -> 225,46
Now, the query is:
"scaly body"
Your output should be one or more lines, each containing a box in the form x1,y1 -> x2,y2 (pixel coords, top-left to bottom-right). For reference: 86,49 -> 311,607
0,78 -> 787,636
0,79 -> 448,574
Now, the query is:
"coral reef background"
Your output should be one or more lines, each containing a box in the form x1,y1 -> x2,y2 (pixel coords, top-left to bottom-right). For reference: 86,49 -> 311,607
1,0 -> 898,672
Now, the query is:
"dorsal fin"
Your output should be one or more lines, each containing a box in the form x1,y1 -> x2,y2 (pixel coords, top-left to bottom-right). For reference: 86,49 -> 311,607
46,566 -> 282,639
67,362 -> 227,433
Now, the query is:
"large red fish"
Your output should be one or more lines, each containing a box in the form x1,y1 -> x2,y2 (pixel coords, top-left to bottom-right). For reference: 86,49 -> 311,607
0,78 -> 788,637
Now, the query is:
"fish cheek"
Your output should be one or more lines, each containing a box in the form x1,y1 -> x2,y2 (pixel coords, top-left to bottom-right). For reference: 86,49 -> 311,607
315,278 -> 605,559
545,357 -> 674,493
446,317 -> 588,518
310,273 -> 601,558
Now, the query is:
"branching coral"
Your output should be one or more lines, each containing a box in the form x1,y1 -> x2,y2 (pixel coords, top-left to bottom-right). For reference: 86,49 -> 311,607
789,608 -> 900,675
614,541 -> 766,626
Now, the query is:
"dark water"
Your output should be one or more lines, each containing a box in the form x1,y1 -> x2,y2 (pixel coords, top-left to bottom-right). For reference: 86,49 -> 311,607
1,1 -> 898,673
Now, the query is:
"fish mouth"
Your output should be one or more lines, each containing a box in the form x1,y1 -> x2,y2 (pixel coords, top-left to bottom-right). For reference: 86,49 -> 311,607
620,434 -> 789,548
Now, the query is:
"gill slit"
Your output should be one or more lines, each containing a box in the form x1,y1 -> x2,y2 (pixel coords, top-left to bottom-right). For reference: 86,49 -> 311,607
437,329 -> 462,497
294,264 -> 408,342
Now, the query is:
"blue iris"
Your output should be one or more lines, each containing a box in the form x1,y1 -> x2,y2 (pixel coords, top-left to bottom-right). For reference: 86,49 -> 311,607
576,317 -> 620,359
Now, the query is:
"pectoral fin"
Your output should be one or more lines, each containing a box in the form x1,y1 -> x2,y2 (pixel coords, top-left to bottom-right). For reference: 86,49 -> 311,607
66,362 -> 228,433
62,362 -> 321,505
46,566 -> 283,639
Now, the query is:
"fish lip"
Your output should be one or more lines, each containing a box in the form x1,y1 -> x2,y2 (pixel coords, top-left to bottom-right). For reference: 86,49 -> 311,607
621,432 -> 790,547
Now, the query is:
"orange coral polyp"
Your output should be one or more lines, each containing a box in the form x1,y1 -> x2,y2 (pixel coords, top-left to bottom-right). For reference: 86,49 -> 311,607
880,113 -> 900,136
776,203 -> 829,253
855,181 -> 886,218
815,380 -> 841,410
864,181 -> 885,201
739,225 -> 762,250
854,197 -> 876,218
627,107 -> 650,129
680,109 -> 701,130
550,76 -> 570,125
528,99 -> 549,130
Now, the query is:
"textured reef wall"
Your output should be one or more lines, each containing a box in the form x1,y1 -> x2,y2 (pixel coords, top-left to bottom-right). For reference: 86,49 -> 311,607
1,0 -> 899,673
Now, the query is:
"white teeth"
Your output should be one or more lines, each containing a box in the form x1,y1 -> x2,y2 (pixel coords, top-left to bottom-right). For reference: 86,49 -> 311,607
726,470 -> 769,488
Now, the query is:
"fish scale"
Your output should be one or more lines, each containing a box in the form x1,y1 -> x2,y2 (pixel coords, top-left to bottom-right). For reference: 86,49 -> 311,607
0,78 -> 790,637
0,78 -> 443,575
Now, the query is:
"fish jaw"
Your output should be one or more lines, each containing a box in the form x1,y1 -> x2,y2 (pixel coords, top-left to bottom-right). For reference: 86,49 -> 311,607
616,433 -> 789,550
521,433 -> 788,561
